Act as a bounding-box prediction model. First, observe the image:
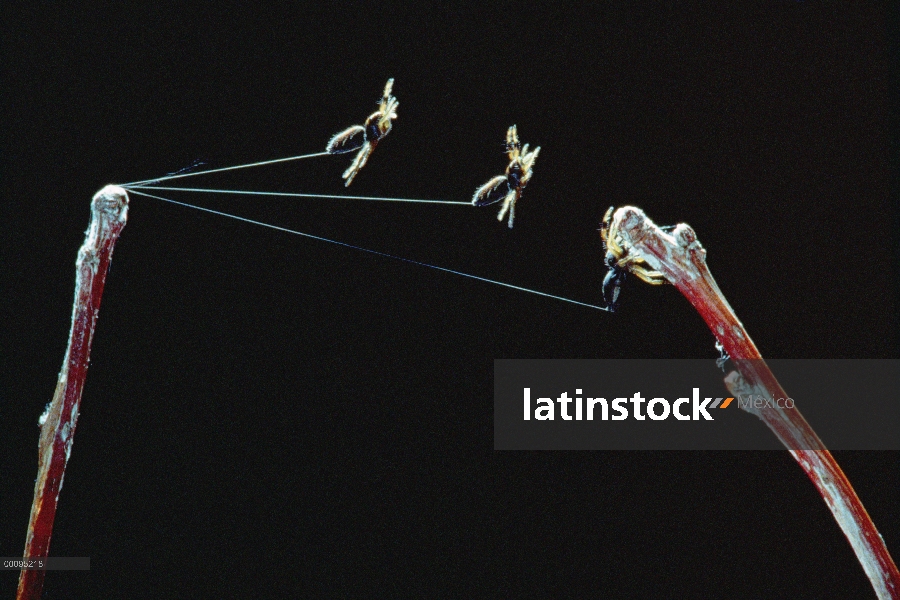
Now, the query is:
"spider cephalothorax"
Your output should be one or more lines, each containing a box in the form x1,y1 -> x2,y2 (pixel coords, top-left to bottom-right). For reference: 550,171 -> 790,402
326,78 -> 399,186
472,125 -> 540,228
599,206 -> 667,311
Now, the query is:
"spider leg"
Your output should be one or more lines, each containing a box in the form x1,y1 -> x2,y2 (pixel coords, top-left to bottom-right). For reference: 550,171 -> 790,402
356,140 -> 375,171
606,233 -> 626,260
326,125 -> 366,154
378,97 -> 399,132
380,78 -> 394,109
365,91 -> 398,142
630,264 -> 667,285
496,192 -> 515,223
521,146 -> 540,173
506,125 -> 521,160
600,207 -> 615,245
342,142 -> 373,186
473,175 -> 510,206
379,111 -> 396,135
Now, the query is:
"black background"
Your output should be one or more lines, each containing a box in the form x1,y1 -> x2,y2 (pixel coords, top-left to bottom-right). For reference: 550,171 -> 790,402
2,2 -> 898,597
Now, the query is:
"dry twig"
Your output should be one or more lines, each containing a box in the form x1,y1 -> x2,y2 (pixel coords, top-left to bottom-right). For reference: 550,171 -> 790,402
610,205 -> 899,599
17,186 -> 129,600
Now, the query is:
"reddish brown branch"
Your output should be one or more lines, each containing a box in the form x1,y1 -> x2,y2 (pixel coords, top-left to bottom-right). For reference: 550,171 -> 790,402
612,206 -> 899,599
17,186 -> 129,600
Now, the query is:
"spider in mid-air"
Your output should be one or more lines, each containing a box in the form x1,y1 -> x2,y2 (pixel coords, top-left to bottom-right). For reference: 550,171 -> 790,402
599,206 -> 667,311
326,78 -> 399,186
472,125 -> 540,228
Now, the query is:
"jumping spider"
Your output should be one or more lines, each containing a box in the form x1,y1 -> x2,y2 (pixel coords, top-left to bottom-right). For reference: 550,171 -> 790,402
327,78 -> 399,186
599,206 -> 667,311
472,125 -> 540,228
715,340 -> 731,372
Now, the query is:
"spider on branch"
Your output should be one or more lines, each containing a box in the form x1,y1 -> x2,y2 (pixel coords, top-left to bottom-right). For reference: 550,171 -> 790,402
599,206 -> 667,312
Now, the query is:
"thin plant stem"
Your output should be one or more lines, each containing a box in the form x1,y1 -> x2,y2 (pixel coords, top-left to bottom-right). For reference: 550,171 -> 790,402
17,186 -> 129,600
611,206 -> 899,599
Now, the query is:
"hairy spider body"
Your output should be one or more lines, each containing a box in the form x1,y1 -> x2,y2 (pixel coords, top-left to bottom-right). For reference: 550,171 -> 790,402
472,125 -> 540,228
327,78 -> 398,186
599,206 -> 667,311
